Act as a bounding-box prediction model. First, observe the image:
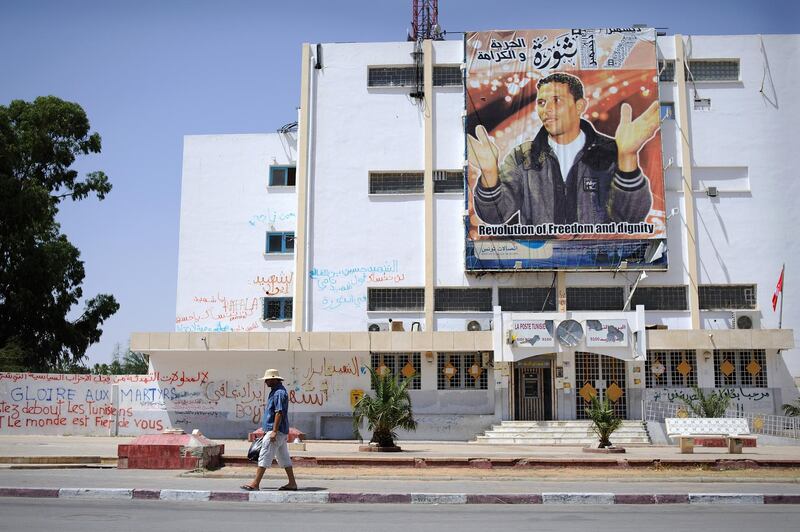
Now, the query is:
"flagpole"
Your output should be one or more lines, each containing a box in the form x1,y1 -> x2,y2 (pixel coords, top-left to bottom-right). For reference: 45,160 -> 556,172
779,263 -> 785,329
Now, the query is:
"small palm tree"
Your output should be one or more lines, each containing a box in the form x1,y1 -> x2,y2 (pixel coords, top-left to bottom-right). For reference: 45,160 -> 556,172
586,396 -> 622,448
679,387 -> 731,418
352,366 -> 417,448
782,398 -> 800,417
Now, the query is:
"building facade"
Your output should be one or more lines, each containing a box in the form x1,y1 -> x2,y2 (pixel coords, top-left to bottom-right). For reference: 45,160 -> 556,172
128,32 -> 798,440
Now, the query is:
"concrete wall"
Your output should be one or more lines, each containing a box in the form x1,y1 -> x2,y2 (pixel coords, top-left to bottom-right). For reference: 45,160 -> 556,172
176,133 -> 297,333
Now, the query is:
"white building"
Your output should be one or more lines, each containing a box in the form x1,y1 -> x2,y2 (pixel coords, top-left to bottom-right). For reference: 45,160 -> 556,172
131,32 -> 797,440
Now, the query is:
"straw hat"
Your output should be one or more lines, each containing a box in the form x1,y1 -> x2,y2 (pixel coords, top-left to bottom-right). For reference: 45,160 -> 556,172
262,368 -> 285,381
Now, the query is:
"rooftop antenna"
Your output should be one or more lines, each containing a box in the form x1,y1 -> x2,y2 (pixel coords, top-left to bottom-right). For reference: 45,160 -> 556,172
408,1 -> 443,100
409,0 -> 443,42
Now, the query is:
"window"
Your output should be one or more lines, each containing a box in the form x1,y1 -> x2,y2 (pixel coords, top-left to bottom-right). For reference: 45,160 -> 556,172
437,353 -> 488,390
263,297 -> 292,321
368,170 -> 464,194
369,172 -> 423,194
368,65 -> 463,88
687,60 -> 740,81
435,288 -> 492,312
657,59 -> 740,82
660,102 -> 675,120
646,350 -> 697,388
265,232 -> 294,253
714,349 -> 767,388
566,287 -> 624,311
432,66 -> 462,87
368,288 -> 424,311
433,170 -> 464,193
658,60 -> 675,82
370,352 -> 421,390
269,166 -> 296,186
699,284 -> 756,310
498,287 -> 556,312
631,286 -> 687,311
368,66 -> 416,87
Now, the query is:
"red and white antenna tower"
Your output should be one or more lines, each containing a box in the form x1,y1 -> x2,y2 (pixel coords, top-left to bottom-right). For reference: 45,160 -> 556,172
409,0 -> 443,41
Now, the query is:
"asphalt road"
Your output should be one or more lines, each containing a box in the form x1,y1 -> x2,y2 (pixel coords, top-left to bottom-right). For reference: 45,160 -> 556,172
1,499 -> 799,532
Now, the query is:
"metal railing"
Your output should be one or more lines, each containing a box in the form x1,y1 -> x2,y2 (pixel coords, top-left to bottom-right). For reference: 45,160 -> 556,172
643,400 -> 800,440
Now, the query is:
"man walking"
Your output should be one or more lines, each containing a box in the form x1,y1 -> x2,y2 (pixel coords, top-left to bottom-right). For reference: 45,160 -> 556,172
241,368 -> 297,491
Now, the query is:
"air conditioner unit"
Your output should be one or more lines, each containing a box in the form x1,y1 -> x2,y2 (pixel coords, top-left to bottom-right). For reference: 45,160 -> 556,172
367,321 -> 389,332
732,311 -> 760,330
466,319 -> 492,332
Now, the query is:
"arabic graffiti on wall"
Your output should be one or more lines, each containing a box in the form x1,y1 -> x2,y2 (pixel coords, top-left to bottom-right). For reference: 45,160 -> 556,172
309,260 -> 405,311
645,387 -> 776,415
0,354 -> 370,436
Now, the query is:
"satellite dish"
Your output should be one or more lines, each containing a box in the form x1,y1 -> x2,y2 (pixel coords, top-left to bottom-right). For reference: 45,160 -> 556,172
467,320 -> 482,331
368,323 -> 381,332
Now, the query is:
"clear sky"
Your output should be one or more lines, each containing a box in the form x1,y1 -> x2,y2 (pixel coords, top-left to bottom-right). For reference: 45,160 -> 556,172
1,0 -> 798,365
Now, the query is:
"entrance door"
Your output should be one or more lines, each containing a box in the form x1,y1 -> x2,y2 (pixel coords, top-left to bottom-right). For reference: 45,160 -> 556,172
574,352 -> 627,419
514,360 -> 553,420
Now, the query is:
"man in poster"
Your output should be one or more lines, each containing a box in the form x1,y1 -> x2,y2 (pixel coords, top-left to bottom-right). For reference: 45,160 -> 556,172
469,72 -> 660,228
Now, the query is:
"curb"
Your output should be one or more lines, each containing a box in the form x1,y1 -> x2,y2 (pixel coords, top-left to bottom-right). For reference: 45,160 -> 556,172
1,488 -> 799,505
5,455 -> 800,470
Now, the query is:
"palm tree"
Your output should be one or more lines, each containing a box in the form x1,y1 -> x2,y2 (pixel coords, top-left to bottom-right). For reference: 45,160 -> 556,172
679,386 -> 731,418
782,398 -> 800,417
352,366 -> 417,448
586,396 -> 622,448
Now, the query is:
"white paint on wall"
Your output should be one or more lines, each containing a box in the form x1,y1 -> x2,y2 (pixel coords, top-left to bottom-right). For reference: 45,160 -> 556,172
176,133 -> 297,333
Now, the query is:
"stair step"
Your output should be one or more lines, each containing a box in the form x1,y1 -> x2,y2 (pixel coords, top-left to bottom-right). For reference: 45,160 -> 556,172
473,419 -> 651,446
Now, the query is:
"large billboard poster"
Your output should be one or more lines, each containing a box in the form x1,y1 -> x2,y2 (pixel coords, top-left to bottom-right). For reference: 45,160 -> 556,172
465,28 -> 667,270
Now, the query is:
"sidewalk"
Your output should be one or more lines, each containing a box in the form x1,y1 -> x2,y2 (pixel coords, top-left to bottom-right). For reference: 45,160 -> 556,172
1,436 -> 799,505
1,435 -> 798,467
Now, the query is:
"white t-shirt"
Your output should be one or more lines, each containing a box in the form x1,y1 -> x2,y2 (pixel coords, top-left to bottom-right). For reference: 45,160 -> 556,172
548,131 -> 586,183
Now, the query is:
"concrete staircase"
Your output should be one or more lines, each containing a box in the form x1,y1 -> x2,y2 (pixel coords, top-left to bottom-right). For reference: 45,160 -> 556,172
473,420 -> 651,446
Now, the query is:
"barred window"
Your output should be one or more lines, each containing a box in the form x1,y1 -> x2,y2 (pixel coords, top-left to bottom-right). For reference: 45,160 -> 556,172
368,66 -> 416,87
566,287 -> 624,311
370,352 -> 421,390
498,287 -> 556,311
437,353 -> 488,390
714,349 -> 767,388
433,170 -> 464,193
646,350 -> 697,388
432,66 -> 462,86
368,288 -> 424,312
263,297 -> 292,321
657,59 -> 740,82
369,170 -> 464,194
631,286 -> 688,311
687,60 -> 740,81
435,288 -> 492,312
369,172 -> 423,194
368,65 -> 463,87
699,284 -> 756,310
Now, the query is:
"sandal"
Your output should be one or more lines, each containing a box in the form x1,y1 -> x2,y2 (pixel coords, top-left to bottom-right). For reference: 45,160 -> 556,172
240,485 -> 258,491
278,485 -> 298,491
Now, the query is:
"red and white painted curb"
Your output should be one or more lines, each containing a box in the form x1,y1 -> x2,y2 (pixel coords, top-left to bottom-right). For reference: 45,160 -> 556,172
1,488 -> 799,504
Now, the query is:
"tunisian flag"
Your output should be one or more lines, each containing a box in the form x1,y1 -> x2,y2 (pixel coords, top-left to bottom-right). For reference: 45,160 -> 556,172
772,266 -> 784,311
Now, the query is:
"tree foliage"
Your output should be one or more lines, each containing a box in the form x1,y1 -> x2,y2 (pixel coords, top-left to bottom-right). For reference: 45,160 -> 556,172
90,343 -> 149,375
352,366 -> 417,447
585,396 -> 623,448
0,96 -> 118,372
679,386 -> 732,418
782,399 -> 800,417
